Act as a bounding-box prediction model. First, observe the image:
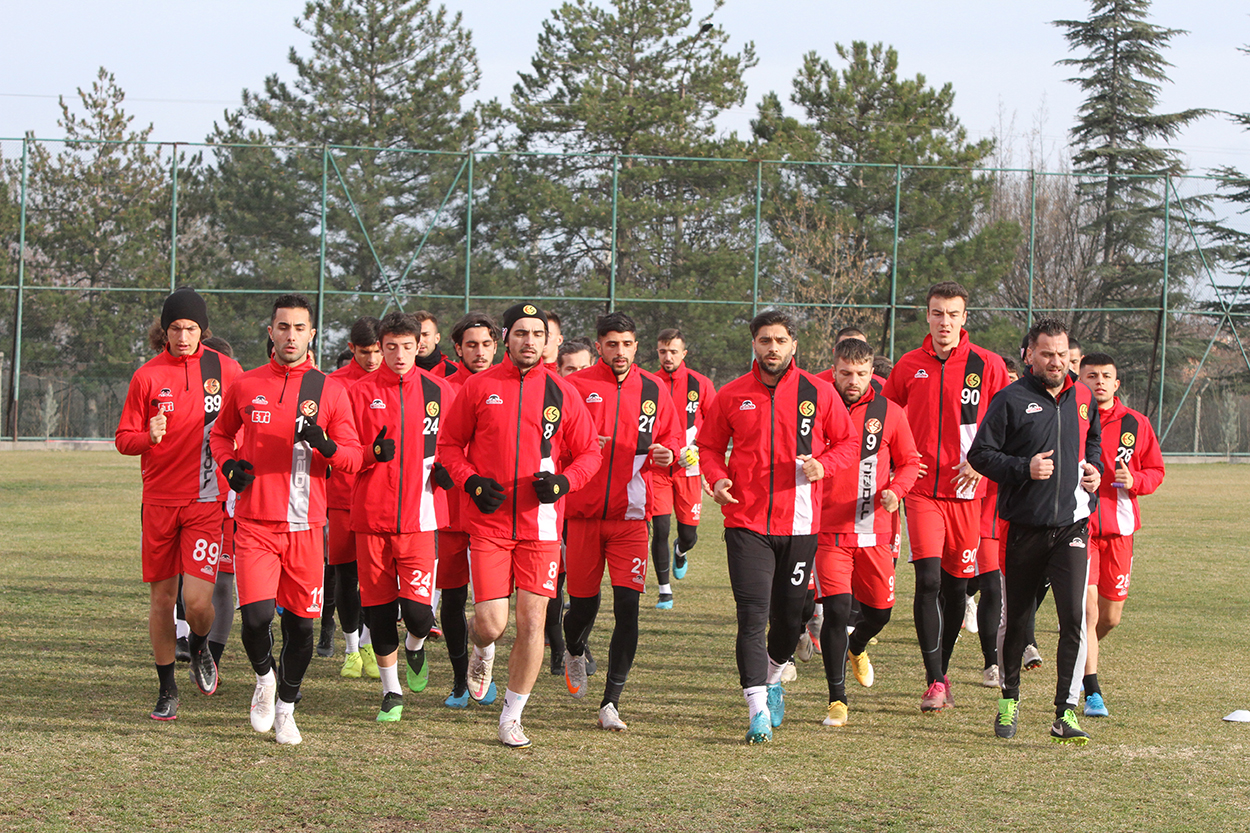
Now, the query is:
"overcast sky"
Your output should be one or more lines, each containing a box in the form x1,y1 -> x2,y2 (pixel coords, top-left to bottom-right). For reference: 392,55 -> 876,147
2,0 -> 1247,176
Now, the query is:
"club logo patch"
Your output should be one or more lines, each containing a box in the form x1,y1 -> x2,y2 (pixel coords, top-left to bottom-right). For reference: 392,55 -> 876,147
522,304 -> 538,315
914,369 -> 929,379
1026,403 -> 1043,414
586,392 -> 603,403
544,406 -> 561,422
739,400 -> 756,411
1121,432 -> 1136,447
1079,403 -> 1089,420
799,400 -> 815,418
159,388 -> 172,398
688,390 -> 699,402
203,378 -> 220,395
642,400 -> 656,416
252,394 -> 268,405
426,401 -> 439,417
1071,537 -> 1086,549
369,399 -> 386,409
300,400 -> 318,418
865,418 -> 882,435
965,373 -> 981,388
485,394 -> 503,405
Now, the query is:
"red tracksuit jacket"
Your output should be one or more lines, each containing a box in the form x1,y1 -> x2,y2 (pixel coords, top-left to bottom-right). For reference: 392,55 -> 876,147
440,364 -> 476,534
1088,398 -> 1165,537
656,362 -> 715,481
880,331 -> 1009,501
209,356 -> 363,531
820,386 -> 920,545
116,345 -> 243,506
326,359 -> 374,511
349,365 -> 454,534
437,361 -> 601,542
564,361 -> 684,521
697,360 -> 857,536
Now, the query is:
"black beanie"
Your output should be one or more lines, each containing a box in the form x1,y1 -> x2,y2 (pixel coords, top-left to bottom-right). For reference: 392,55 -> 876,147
161,287 -> 209,331
500,302 -> 547,336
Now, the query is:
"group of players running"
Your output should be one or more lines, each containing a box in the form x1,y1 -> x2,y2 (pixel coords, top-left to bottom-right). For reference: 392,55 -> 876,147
117,280 -> 1163,749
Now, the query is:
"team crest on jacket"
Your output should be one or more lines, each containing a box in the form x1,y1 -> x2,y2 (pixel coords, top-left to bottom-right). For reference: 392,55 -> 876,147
1026,403 -> 1043,414
799,400 -> 815,418
485,394 -> 503,405
159,388 -> 172,398
865,418 -> 882,435
300,400 -> 319,418
739,400 -> 756,411
544,405 -> 561,422
965,373 -> 980,388
426,401 -> 439,417
1121,432 -> 1135,447
1079,403 -> 1089,420
204,378 -> 220,395
369,398 -> 386,409
914,369 -> 929,379
642,400 -> 656,416
252,394 -> 268,405
688,390 -> 699,402
586,392 -> 603,403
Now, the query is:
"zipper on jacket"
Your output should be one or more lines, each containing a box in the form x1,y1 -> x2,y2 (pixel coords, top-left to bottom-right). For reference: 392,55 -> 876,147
1053,394 -> 1062,523
397,375 -> 405,534
512,372 -> 525,541
602,378 -> 624,519
184,359 -> 190,392
766,387 -> 776,535
279,369 -> 291,403
933,358 -> 946,498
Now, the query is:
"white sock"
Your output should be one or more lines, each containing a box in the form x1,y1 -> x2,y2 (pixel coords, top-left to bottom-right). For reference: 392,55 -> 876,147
500,688 -> 530,725
345,630 -> 360,654
405,633 -> 426,652
360,623 -> 372,646
743,685 -> 768,719
474,642 -> 495,662
658,583 -> 672,595
256,669 -> 276,686
766,656 -> 787,685
814,602 -> 824,617
379,662 -> 402,695
175,618 -> 190,639
275,698 -> 295,715
431,587 -> 442,615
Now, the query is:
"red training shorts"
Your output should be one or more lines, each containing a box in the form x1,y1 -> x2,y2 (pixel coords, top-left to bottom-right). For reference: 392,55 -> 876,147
469,536 -> 562,602
141,501 -> 224,584
219,516 -> 235,575
436,530 -> 471,590
976,536 -> 1000,575
326,508 -> 357,566
564,518 -> 649,597
1089,534 -> 1134,602
356,530 -> 437,607
903,493 -> 981,577
649,470 -> 703,526
814,533 -> 896,609
234,519 -> 325,616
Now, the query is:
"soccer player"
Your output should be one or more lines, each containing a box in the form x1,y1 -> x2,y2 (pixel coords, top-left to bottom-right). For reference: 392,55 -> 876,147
1079,352 -> 1165,718
348,312 -> 456,722
880,281 -> 1009,711
200,335 -> 241,673
116,288 -> 243,720
1068,336 -> 1083,374
562,312 -> 682,730
326,317 -> 383,679
557,339 -> 594,376
439,311 -> 502,708
412,310 -> 459,378
697,310 -> 856,743
209,294 -> 363,745
649,328 -> 715,609
543,311 -> 565,369
968,317 -> 1101,745
815,338 -> 919,727
437,302 -> 601,748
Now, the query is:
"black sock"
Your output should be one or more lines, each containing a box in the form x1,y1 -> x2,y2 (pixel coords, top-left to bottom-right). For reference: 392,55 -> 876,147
188,631 -> 208,659
599,587 -> 640,709
208,640 -> 225,665
156,661 -> 177,695
1083,673 -> 1100,696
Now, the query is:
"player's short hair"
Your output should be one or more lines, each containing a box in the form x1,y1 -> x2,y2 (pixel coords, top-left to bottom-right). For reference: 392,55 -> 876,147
597,311 -> 638,338
749,309 -> 797,338
836,326 -> 867,342
925,281 -> 969,307
834,338 -> 874,365
546,311 -> 562,331
348,316 -> 381,348
451,311 -> 500,345
202,335 -> 234,358
657,327 -> 684,345
1068,336 -> 1082,352
1000,354 -> 1019,375
1080,351 -> 1117,372
1027,317 -> 1068,347
410,310 -> 438,329
335,348 -> 353,368
1019,331 -> 1031,360
557,338 -> 593,367
379,311 -> 421,341
272,293 -> 314,323
872,355 -> 893,379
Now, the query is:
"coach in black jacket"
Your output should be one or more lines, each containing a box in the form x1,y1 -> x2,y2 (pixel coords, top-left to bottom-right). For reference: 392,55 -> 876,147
968,318 -> 1102,745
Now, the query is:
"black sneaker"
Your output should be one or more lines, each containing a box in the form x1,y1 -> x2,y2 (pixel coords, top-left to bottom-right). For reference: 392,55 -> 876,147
151,691 -> 179,721
585,645 -> 597,676
994,698 -> 1019,739
1050,709 -> 1091,746
550,655 -> 564,676
175,636 -> 192,663
190,648 -> 218,696
316,623 -> 335,657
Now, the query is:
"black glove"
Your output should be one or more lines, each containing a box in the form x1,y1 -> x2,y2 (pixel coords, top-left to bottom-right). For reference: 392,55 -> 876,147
371,426 -> 395,463
222,459 -> 255,493
297,416 -> 337,457
432,462 -> 454,491
465,475 -> 505,514
532,471 -> 570,504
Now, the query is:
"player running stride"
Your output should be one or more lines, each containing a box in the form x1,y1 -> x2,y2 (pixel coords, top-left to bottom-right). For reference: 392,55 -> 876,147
437,303 -> 601,748
116,288 -> 243,720
562,313 -> 682,730
210,294 -> 363,745
697,310 -> 856,743
650,328 -> 715,609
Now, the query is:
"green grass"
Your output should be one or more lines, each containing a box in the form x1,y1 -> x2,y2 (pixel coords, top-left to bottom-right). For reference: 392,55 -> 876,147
1,452 -> 1249,832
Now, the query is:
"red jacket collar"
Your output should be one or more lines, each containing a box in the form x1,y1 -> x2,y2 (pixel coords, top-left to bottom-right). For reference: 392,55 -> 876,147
750,358 -> 798,388
160,343 -> 205,366
921,330 -> 970,360
846,383 -> 877,414
1100,397 -> 1128,421
268,354 -> 316,376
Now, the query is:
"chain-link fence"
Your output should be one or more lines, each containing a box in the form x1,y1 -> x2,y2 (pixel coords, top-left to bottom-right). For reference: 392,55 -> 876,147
2,137 -> 1248,453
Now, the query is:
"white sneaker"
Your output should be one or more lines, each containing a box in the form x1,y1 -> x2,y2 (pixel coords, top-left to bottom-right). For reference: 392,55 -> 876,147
982,665 -> 1000,688
964,595 -> 979,633
1023,644 -> 1043,670
467,650 -> 495,702
598,703 -> 628,731
250,677 -> 277,733
274,711 -> 302,745
499,719 -> 532,748
564,649 -> 588,699
795,631 -> 816,663
780,660 -> 797,683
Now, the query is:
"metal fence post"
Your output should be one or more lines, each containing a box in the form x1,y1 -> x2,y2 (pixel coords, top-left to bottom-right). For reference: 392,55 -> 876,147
464,151 -> 473,312
888,164 -> 901,360
8,137 -> 29,440
1158,176 -> 1170,434
1027,170 -> 1036,325
316,146 -> 329,367
752,160 -> 762,318
169,143 -> 178,290
609,155 -> 619,312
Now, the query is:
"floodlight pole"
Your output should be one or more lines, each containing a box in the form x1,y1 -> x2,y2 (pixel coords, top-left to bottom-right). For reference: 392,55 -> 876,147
752,161 -> 762,318
888,165 -> 901,361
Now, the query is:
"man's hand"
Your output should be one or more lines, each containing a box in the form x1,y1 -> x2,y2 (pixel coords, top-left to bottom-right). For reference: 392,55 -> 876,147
597,435 -> 610,449
1030,450 -> 1055,480
1081,461 -> 1101,493
297,417 -> 337,458
952,459 -> 982,492
649,443 -> 675,467
881,489 -> 900,514
1113,461 -> 1133,490
798,454 -> 824,482
532,471 -> 570,504
712,478 -> 738,506
222,459 -> 255,493
148,413 -> 167,445
432,462 -> 454,490
465,475 -> 505,514
917,460 -> 929,479
371,427 -> 395,463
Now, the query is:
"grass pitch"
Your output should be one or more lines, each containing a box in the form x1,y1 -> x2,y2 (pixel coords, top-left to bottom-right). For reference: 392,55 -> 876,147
1,452 -> 1248,832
